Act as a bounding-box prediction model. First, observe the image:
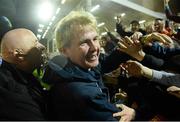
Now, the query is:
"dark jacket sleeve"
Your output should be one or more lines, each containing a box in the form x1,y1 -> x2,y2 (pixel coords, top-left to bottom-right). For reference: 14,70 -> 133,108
49,81 -> 120,121
140,54 -> 165,70
144,42 -> 180,59
0,70 -> 45,120
100,50 -> 131,73
150,74 -> 180,87
116,23 -> 133,37
165,4 -> 180,23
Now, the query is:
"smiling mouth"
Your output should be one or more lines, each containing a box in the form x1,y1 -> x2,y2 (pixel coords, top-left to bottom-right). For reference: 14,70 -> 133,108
86,54 -> 98,61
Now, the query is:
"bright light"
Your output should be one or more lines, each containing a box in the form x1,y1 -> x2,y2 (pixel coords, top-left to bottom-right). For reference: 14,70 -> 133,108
47,26 -> 50,30
49,22 -> 52,26
121,13 -> 126,17
139,20 -> 146,24
90,5 -> 100,12
56,8 -> 61,14
37,34 -> 41,39
38,1 -> 53,21
101,32 -> 107,36
114,13 -> 126,20
51,16 -> 56,21
61,0 -> 66,4
39,24 -> 44,28
42,35 -> 45,39
114,16 -> 117,20
98,22 -> 105,27
38,29 -> 43,33
114,28 -> 117,31
42,33 -> 46,39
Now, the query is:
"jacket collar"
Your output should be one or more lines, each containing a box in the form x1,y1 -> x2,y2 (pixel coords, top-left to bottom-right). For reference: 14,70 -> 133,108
48,55 -> 101,83
1,60 -> 35,85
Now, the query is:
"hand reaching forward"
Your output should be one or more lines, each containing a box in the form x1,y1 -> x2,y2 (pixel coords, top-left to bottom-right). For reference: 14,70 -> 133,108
167,86 -> 180,98
142,33 -> 173,47
121,60 -> 153,79
113,104 -> 135,122
118,36 -> 145,61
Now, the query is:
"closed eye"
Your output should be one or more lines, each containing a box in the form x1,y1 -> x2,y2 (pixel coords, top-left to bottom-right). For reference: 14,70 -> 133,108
93,36 -> 100,41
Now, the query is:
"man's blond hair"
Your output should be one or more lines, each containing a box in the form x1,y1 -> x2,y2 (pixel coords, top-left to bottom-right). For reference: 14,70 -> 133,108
55,11 -> 98,49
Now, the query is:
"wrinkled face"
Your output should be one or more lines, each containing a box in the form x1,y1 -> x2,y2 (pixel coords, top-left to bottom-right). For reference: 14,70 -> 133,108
154,20 -> 164,32
64,25 -> 100,69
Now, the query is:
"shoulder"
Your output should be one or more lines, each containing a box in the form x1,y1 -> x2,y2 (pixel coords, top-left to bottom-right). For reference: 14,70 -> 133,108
0,68 -> 14,86
51,81 -> 103,100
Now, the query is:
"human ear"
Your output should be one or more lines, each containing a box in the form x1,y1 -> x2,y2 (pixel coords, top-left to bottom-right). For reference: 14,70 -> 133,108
13,49 -> 25,61
59,48 -> 69,57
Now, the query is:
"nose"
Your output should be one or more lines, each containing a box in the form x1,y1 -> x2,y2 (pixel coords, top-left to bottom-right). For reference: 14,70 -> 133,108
89,40 -> 97,52
37,42 -> 46,51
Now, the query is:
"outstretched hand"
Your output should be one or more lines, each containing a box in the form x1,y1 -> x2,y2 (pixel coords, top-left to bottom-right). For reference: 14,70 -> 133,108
167,86 -> 180,98
113,104 -> 135,122
118,36 -> 145,61
120,60 -> 153,79
142,33 -> 174,47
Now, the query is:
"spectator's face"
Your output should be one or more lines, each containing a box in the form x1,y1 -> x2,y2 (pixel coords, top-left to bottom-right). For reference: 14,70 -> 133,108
154,20 -> 164,32
63,25 -> 100,69
146,25 -> 154,34
131,23 -> 139,32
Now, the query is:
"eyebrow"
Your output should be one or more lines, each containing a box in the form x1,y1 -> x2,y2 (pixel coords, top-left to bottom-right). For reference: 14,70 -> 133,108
80,35 -> 99,43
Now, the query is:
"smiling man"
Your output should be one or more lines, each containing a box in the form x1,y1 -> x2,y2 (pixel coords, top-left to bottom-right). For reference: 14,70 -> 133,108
43,11 -> 136,121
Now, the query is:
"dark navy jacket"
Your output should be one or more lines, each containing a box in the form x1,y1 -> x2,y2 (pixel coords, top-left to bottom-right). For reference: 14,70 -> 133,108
144,42 -> 180,60
43,50 -> 131,121
0,60 -> 47,120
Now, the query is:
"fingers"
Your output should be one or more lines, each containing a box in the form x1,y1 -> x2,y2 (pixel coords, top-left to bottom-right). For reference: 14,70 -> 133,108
120,61 -> 133,73
167,86 -> 180,92
168,92 -> 180,98
118,41 -> 127,49
124,36 -> 134,45
113,104 -> 125,117
122,60 -> 138,69
116,104 -> 124,109
119,64 -> 129,77
118,37 -> 135,52
118,36 -> 134,49
114,104 -> 136,121
113,111 -> 124,117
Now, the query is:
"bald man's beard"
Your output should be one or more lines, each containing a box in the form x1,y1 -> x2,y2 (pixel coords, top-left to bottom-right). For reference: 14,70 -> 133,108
26,48 -> 49,72
40,51 -> 49,68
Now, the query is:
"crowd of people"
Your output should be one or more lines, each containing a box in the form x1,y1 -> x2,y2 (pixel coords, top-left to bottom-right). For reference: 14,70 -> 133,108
0,0 -> 179,121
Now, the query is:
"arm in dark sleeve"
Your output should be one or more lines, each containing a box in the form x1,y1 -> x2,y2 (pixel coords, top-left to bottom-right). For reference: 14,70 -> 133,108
100,50 -> 131,73
165,4 -> 180,23
107,32 -> 120,44
150,72 -> 180,87
140,54 -> 165,70
145,42 -> 180,59
116,23 -> 133,37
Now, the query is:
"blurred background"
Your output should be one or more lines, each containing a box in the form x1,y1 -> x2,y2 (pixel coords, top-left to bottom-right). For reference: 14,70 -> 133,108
0,0 -> 180,53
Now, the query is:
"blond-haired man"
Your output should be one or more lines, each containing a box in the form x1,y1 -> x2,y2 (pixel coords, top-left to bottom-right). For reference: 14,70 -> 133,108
43,11 -> 136,121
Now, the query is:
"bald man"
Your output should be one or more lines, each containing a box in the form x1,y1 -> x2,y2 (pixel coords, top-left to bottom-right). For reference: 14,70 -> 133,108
0,28 -> 47,120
